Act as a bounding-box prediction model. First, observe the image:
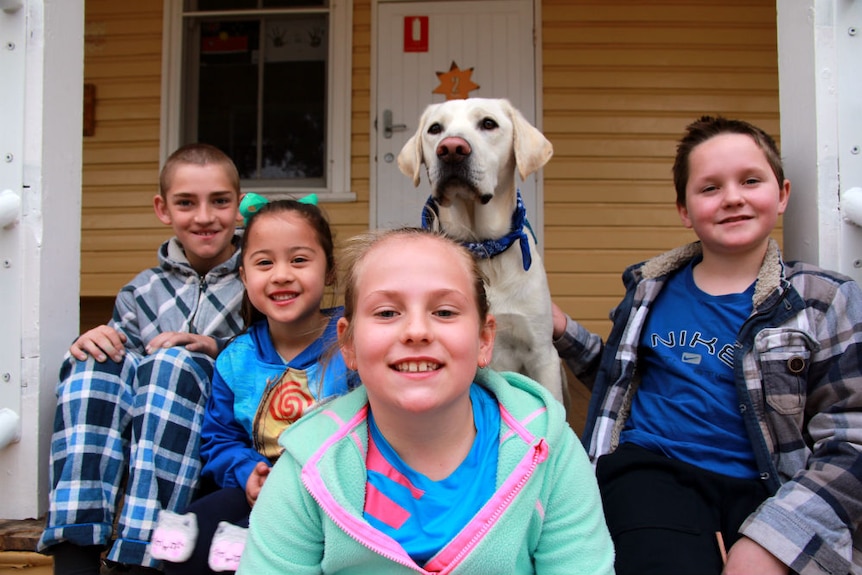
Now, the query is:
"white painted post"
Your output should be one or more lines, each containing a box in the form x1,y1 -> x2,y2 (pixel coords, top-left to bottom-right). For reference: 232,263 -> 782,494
835,1 -> 862,282
777,0 -> 840,268
0,0 -> 83,519
0,0 -> 25,465
778,0 -> 862,283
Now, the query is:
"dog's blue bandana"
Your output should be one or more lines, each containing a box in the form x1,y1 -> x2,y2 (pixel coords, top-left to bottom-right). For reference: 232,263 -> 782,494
421,190 -> 536,271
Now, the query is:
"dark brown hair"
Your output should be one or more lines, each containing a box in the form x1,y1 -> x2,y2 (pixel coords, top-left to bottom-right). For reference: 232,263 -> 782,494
159,143 -> 240,198
239,199 -> 335,328
672,116 -> 784,207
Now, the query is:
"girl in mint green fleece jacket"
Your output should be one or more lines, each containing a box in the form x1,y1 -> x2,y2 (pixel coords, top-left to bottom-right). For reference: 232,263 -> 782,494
237,228 -> 614,575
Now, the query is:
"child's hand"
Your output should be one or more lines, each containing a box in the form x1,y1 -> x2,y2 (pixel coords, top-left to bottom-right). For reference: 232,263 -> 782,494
723,536 -> 788,575
70,325 -> 127,363
145,332 -> 219,358
551,302 -> 568,341
245,461 -> 272,508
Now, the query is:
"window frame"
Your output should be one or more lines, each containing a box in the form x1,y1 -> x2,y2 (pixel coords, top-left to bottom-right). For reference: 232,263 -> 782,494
161,0 -> 354,201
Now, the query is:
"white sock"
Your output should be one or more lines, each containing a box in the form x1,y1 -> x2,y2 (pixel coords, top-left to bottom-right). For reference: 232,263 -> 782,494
149,510 -> 198,563
208,521 -> 248,572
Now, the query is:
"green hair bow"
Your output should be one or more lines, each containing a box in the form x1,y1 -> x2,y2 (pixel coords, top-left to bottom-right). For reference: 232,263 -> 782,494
239,192 -> 318,226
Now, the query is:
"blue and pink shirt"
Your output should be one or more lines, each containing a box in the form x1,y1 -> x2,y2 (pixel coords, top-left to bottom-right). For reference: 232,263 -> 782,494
363,384 -> 499,564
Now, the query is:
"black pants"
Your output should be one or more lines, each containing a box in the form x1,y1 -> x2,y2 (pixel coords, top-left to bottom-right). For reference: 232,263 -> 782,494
162,487 -> 250,575
597,442 -> 770,575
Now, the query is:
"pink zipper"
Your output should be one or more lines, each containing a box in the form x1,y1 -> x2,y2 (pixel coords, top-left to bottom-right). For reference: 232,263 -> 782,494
301,403 -> 550,574
301,470 -> 429,573
301,407 -> 429,573
424,439 -> 549,574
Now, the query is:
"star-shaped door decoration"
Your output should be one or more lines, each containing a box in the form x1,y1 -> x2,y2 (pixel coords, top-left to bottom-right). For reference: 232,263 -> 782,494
432,61 -> 480,100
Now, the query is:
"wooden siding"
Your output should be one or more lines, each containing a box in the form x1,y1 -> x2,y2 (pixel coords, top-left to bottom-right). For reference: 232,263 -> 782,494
82,0 -> 163,296
542,0 -> 780,338
350,0 -> 372,235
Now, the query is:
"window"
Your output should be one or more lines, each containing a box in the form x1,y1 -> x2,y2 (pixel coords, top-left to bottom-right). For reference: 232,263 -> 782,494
163,0 -> 352,199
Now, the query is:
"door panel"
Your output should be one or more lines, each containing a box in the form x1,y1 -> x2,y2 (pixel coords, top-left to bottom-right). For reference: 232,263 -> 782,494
374,1 -> 539,236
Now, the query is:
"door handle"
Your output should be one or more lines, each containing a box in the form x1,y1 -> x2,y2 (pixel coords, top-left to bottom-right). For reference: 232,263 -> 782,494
383,109 -> 407,139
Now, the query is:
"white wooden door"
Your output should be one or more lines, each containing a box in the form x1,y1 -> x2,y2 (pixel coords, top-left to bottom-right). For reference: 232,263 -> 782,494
374,0 -> 540,236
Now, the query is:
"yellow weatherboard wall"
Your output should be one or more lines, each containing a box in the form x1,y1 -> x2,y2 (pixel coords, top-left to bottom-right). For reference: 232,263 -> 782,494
82,1 -> 163,296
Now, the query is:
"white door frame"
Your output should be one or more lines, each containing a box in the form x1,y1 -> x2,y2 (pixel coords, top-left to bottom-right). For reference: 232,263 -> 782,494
369,0 -> 545,242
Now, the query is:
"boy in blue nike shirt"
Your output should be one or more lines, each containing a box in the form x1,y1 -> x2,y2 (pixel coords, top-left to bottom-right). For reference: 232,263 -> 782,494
554,117 -> 862,575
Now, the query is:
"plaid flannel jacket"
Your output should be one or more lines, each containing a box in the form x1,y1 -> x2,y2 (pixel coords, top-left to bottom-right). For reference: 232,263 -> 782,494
557,240 -> 862,575
109,234 -> 245,354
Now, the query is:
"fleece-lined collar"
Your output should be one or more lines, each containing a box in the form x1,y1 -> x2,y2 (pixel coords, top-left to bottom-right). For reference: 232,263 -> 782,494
638,239 -> 784,309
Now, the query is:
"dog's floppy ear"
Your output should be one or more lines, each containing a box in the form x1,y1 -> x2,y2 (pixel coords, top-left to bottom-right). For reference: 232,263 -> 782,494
506,100 -> 554,181
397,105 -> 434,187
397,133 -> 423,187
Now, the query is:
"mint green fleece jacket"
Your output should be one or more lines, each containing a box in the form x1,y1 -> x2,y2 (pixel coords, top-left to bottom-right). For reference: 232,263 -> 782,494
237,369 -> 615,575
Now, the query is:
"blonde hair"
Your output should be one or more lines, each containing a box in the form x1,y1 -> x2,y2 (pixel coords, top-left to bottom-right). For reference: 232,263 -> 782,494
337,228 -> 490,343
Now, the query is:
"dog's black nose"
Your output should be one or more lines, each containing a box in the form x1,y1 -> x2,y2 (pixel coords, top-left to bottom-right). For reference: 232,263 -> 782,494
436,137 -> 472,163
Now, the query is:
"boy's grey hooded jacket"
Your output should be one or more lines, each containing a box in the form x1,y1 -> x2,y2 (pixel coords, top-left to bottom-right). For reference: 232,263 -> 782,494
110,233 -> 244,353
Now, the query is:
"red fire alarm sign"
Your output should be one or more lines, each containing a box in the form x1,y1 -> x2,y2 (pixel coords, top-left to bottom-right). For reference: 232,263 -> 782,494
404,16 -> 428,53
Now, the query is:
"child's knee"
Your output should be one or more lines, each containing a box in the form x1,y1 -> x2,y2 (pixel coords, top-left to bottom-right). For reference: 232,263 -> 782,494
140,347 -> 214,376
135,348 -> 214,399
56,355 -> 137,402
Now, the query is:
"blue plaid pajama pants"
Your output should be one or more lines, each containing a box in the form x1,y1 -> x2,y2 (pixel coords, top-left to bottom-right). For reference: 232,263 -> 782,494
39,347 -> 214,568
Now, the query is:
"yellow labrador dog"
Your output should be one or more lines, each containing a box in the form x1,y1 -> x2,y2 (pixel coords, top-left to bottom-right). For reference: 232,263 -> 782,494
397,98 -> 566,405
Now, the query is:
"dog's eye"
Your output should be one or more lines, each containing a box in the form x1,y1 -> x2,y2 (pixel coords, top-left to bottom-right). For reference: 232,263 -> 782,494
480,118 -> 499,130
427,123 -> 443,135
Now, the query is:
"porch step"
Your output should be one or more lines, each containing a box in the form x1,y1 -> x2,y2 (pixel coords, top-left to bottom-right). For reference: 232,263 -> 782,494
0,550 -> 52,573
0,518 -> 44,552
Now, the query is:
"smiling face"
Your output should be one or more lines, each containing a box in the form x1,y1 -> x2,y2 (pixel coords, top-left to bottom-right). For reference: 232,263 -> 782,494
239,211 -> 329,336
153,163 -> 241,275
338,234 -> 495,419
678,133 -> 790,261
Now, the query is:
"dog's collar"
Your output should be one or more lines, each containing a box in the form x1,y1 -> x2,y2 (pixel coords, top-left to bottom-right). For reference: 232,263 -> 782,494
421,191 -> 535,271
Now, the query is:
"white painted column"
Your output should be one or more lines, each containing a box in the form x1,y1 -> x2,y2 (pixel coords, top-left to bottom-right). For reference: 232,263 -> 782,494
834,2 -> 862,282
0,0 -> 83,519
0,1 -> 26,461
778,0 -> 862,283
